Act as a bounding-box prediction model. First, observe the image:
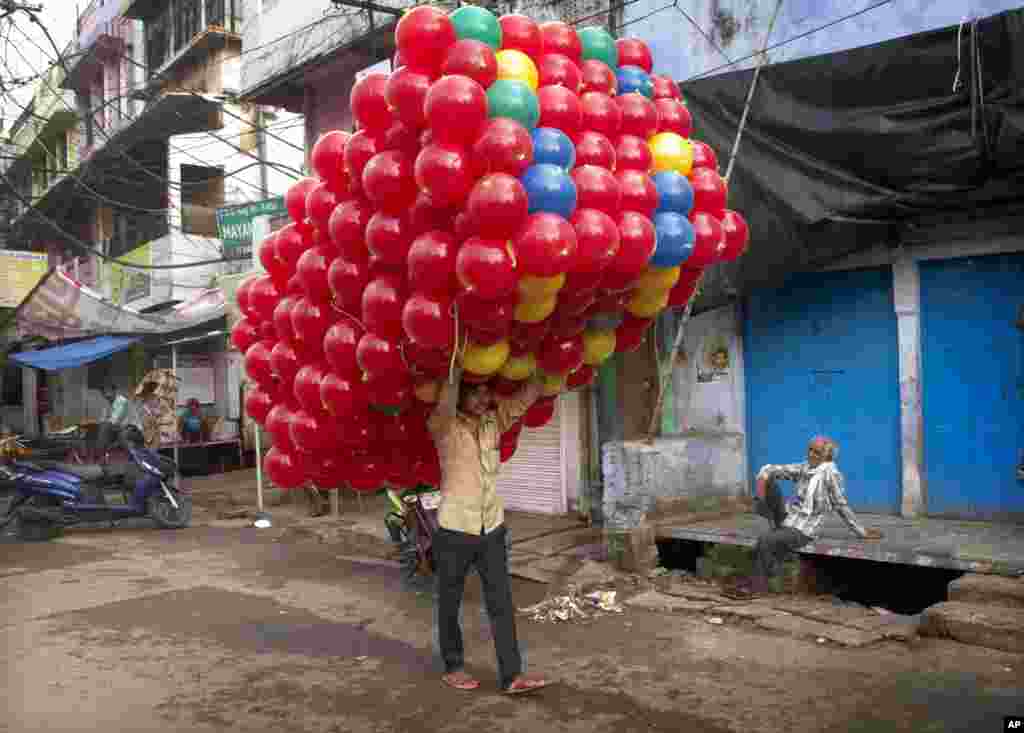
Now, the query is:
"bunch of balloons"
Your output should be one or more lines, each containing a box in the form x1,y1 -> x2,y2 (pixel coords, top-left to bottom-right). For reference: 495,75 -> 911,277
230,6 -> 750,492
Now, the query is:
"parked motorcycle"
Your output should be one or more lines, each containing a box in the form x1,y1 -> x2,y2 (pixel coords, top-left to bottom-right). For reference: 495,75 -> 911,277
0,427 -> 191,541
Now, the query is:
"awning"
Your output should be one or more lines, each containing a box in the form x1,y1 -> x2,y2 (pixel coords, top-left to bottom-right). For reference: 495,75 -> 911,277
10,335 -> 140,372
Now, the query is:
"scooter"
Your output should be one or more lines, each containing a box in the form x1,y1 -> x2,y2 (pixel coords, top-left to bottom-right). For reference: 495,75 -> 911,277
0,427 -> 191,541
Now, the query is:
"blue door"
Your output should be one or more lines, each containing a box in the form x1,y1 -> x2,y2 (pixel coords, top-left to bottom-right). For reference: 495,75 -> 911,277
745,267 -> 902,514
920,253 -> 1024,519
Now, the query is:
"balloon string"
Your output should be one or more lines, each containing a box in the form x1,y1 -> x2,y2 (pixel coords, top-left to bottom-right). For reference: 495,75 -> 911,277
330,299 -> 368,331
448,302 -> 460,385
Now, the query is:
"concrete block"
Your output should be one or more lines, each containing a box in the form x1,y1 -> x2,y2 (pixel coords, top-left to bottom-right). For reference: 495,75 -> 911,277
606,524 -> 659,573
710,604 -> 791,621
755,614 -> 887,647
947,573 -> 1024,609
921,601 -> 1024,654
625,590 -> 713,614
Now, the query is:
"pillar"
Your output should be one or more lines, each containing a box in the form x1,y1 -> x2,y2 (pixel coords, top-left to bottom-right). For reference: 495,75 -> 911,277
893,254 -> 926,517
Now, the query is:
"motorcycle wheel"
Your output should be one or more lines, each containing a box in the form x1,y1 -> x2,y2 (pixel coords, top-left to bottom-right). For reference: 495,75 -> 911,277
14,513 -> 62,542
148,491 -> 192,529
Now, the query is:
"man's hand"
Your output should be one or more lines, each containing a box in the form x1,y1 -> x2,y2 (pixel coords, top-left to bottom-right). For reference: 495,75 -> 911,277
756,477 -> 767,499
863,528 -> 883,540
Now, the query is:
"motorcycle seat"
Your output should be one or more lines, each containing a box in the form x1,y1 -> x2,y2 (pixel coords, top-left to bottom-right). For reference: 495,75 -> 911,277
36,462 -> 106,481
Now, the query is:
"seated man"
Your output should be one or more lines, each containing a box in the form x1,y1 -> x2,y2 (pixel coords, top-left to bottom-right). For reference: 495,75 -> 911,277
735,436 -> 883,596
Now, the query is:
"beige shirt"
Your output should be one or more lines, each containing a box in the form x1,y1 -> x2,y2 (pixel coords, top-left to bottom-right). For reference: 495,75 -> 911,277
427,384 -> 540,535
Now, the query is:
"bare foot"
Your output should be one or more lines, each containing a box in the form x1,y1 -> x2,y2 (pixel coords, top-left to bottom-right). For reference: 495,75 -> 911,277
505,673 -> 550,695
442,671 -> 480,691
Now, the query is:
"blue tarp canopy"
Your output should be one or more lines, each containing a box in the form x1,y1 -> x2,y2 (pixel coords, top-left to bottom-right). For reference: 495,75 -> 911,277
9,336 -> 140,371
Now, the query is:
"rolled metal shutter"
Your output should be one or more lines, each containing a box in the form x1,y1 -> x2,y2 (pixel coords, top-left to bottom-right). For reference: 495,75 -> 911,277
497,398 -> 565,514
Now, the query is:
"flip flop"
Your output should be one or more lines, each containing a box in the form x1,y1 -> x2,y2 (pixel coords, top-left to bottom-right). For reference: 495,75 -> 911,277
442,673 -> 480,691
503,677 -> 551,695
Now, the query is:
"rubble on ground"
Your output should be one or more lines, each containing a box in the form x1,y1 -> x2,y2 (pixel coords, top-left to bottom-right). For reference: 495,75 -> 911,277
519,589 -> 624,623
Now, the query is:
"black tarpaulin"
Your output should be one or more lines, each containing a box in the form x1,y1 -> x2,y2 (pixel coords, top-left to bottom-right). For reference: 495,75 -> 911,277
682,8 -> 1024,312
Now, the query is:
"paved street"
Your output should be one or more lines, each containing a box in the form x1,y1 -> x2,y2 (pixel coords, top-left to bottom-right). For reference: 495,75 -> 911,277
1,518 -> 1022,733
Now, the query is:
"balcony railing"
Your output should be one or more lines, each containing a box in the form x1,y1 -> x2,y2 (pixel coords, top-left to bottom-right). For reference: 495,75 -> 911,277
145,0 -> 242,78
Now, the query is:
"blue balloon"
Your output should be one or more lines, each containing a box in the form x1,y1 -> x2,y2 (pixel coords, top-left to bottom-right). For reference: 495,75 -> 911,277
520,164 -> 577,219
531,127 -> 576,171
653,171 -> 694,215
651,212 -> 695,267
615,65 -> 653,98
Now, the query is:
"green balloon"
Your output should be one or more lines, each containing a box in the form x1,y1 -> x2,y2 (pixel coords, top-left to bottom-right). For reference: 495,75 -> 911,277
578,26 -> 618,68
486,79 -> 540,129
449,5 -> 502,50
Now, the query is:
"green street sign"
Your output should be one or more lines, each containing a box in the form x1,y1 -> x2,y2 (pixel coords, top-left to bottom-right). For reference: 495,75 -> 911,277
216,197 -> 288,259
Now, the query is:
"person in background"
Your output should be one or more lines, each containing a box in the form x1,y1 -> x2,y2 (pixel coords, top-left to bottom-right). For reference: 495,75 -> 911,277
428,367 -> 550,695
735,436 -> 883,597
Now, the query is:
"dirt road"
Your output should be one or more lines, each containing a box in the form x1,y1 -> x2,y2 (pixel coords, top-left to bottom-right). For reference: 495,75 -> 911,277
1,519 -> 1021,733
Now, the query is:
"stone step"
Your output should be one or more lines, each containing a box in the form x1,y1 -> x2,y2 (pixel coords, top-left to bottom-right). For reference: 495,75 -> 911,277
920,601 -> 1024,654
947,573 -> 1024,609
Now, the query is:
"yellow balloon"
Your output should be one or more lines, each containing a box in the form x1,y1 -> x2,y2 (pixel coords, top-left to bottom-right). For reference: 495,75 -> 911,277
636,265 -> 681,292
626,288 -> 670,318
461,339 -> 511,376
540,372 -> 565,396
495,49 -> 539,91
514,294 -> 557,323
413,380 -> 442,404
518,273 -> 565,300
500,352 -> 537,381
649,132 -> 694,177
582,328 -> 616,366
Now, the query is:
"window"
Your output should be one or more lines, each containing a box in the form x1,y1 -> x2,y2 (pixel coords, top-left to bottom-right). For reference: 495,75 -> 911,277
175,0 -> 201,54
181,164 -> 224,236
146,9 -> 170,73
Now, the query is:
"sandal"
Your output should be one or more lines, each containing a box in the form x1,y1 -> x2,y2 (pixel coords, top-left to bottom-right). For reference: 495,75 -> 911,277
442,672 -> 480,691
504,674 -> 550,695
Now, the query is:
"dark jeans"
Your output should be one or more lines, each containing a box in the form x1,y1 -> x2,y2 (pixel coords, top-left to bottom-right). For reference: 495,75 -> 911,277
434,524 -> 521,689
752,477 -> 811,579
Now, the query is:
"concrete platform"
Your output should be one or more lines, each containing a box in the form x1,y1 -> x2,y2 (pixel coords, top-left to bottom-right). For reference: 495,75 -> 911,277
658,512 -> 1024,576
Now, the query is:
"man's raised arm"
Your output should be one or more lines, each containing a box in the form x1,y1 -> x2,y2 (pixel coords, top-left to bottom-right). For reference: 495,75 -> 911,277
495,375 -> 544,433
428,366 -> 462,434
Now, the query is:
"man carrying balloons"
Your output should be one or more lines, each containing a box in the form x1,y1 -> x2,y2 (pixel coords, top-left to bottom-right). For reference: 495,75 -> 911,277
428,365 -> 550,694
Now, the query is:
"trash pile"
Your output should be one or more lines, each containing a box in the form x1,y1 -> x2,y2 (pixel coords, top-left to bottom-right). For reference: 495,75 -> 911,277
519,590 -> 624,623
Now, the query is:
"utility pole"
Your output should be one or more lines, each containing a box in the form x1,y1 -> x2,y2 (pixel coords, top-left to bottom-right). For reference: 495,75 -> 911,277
256,106 -> 269,199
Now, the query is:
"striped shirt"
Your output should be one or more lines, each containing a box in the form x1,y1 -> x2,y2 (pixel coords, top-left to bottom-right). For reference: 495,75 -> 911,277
756,461 -> 867,539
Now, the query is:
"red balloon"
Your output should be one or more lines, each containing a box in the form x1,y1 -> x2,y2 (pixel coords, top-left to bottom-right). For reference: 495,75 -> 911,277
328,198 -> 373,262
691,168 -> 728,217
231,317 -> 259,353
565,269 -> 604,294
270,341 -> 301,390
589,290 -> 631,315
718,210 -> 749,261
537,85 -> 582,136
454,211 -> 478,241
379,119 -> 422,157
615,38 -> 653,73
617,93 -> 660,139
456,237 -> 518,300
291,296 -> 334,356
362,275 -> 407,341
537,53 -> 582,93
248,276 -> 281,321
570,208 -> 620,275
465,173 -> 529,241
493,377 -> 524,396
580,92 -> 621,139
574,130 -> 615,169
466,323 -> 511,345
655,98 -> 692,137
244,384 -> 276,424
385,66 -> 434,128
615,314 -> 653,353
362,150 -> 417,212
364,371 -> 413,409
286,178 -> 318,224
302,453 -> 346,488
414,143 -> 474,206
442,39 -> 498,88
286,273 -> 305,299
403,292 -> 455,350
580,59 -> 617,96
348,458 -> 387,493
293,361 -> 330,415
651,74 -> 682,100
471,118 -> 534,178
264,447 -> 305,489
275,223 -> 309,273
258,321 -> 278,342
351,73 -> 393,132
320,371 -> 368,417
323,318 -> 364,378
425,75 -> 488,146
691,140 -> 719,173
306,183 -> 338,237
615,134 -> 653,172
245,340 -> 277,387
571,165 -> 621,216
616,168 -> 659,218
296,245 -> 332,305
567,364 -> 596,390
549,311 -> 587,338
513,213 -> 577,277
395,6 -> 456,72
456,290 -> 516,330
558,285 -> 597,316
272,296 -> 298,344
409,192 -> 456,237
327,256 -> 369,313
667,276 -> 698,308
510,319 -> 552,351
408,230 -> 457,296
500,436 -> 517,463
311,131 -> 350,193
344,130 -> 381,192
523,396 -> 557,427
290,409 -> 332,455
540,21 -> 581,63
500,14 -> 542,58
365,211 -> 413,267
404,340 -> 452,378
688,211 -> 724,269
356,332 -> 406,377
236,277 -> 257,320
602,211 -> 656,291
